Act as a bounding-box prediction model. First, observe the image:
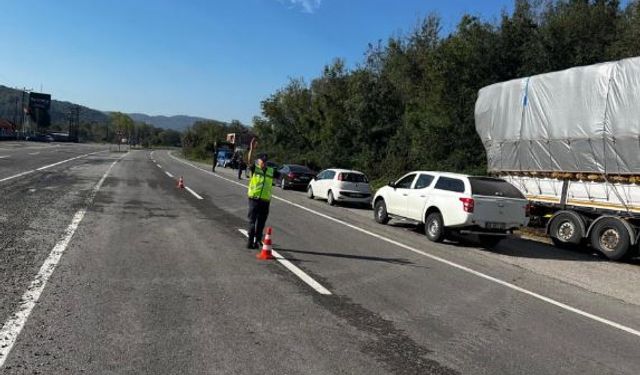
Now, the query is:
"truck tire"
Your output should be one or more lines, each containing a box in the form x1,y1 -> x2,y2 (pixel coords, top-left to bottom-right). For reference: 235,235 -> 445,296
374,200 -> 389,225
589,217 -> 632,260
549,212 -> 584,248
425,212 -> 445,243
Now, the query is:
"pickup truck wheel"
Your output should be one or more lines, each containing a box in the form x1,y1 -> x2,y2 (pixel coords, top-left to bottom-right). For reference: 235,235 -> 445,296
327,191 -> 336,206
590,218 -> 632,260
425,212 -> 445,242
478,235 -> 502,248
374,200 -> 389,224
307,186 -> 314,199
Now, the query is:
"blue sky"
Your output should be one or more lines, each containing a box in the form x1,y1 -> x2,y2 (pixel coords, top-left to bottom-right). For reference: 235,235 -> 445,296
0,0 -> 517,124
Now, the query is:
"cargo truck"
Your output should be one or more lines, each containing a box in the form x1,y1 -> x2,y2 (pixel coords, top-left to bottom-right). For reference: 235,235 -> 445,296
475,57 -> 640,260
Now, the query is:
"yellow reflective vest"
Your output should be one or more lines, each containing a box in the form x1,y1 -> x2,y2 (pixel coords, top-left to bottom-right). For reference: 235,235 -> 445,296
248,166 -> 274,201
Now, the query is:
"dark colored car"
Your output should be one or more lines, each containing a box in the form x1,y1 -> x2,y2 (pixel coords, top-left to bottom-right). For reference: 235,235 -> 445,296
277,164 -> 316,190
26,134 -> 54,142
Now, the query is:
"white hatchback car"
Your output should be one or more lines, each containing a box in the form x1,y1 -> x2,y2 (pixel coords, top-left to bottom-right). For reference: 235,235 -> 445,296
307,169 -> 372,206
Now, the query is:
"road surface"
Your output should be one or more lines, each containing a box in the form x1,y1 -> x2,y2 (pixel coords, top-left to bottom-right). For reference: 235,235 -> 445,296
1,143 -> 639,374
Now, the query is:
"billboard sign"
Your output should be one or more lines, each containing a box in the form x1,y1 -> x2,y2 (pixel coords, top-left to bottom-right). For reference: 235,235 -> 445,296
28,92 -> 51,111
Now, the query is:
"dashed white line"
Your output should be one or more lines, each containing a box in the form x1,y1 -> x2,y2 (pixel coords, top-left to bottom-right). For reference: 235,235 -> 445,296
0,155 -> 9,159
0,152 -> 126,368
238,229 -> 331,295
0,151 -> 106,184
35,150 -> 106,171
169,151 -> 640,338
165,171 -> 174,178
28,152 -> 40,156
184,186 -> 203,200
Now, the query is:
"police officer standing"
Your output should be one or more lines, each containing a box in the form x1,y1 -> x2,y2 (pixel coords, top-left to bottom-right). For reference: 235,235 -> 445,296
246,138 -> 280,249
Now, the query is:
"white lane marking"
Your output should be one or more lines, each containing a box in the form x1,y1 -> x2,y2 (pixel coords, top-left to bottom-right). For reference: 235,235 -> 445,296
35,150 -> 106,171
28,152 -> 40,156
184,186 -> 203,200
0,170 -> 35,183
165,171 -> 174,178
238,229 -> 332,295
171,151 -> 640,338
156,164 -> 162,169
0,155 -> 9,159
0,152 -> 126,368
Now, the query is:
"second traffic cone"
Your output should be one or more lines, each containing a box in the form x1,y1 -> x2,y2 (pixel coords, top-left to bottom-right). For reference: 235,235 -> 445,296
177,176 -> 185,189
256,227 -> 275,260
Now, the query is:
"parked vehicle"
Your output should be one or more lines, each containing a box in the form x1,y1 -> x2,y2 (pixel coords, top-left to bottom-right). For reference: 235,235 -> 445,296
373,172 -> 529,246
216,149 -> 234,167
307,169 -> 372,206
26,134 -> 54,142
277,164 -> 316,190
476,56 -> 640,260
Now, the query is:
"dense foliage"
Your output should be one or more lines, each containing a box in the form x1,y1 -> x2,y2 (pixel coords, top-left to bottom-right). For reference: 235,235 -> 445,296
252,0 -> 640,183
182,120 -> 246,160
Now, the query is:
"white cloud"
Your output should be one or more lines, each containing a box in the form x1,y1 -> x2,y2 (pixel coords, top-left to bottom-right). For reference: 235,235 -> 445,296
279,0 -> 322,13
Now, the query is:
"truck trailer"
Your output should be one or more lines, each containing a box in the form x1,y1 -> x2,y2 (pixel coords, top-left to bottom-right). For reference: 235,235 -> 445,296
475,57 -> 640,260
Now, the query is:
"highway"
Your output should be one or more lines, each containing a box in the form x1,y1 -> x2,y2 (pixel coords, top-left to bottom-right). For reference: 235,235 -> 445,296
1,142 -> 639,374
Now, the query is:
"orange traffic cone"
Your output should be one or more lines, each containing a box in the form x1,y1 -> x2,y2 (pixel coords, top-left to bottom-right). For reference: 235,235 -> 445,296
177,176 -> 185,189
256,227 -> 275,260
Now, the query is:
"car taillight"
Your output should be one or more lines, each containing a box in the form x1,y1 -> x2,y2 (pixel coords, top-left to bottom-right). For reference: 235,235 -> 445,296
288,173 -> 297,178
460,197 -> 474,213
337,173 -> 343,181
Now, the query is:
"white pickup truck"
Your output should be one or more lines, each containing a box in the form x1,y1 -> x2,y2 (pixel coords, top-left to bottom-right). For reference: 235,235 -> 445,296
372,172 -> 529,246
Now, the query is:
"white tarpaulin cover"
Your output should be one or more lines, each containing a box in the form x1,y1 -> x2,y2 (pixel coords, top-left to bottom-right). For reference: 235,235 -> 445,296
475,57 -> 640,174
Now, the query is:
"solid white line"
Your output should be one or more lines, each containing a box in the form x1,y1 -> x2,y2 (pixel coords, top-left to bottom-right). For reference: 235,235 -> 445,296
171,151 -> 640,338
0,170 -> 34,183
184,186 -> 203,200
0,153 -> 126,368
237,229 -> 332,295
165,171 -> 174,178
35,150 -> 106,171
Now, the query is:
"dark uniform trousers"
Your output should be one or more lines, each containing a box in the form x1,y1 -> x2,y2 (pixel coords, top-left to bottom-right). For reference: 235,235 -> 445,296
247,198 -> 270,246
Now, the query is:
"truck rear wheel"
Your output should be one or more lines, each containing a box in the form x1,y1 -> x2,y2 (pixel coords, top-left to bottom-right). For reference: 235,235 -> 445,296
589,217 -> 632,260
549,212 -> 584,248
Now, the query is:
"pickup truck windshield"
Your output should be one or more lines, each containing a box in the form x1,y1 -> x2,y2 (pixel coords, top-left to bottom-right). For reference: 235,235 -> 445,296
469,177 -> 525,199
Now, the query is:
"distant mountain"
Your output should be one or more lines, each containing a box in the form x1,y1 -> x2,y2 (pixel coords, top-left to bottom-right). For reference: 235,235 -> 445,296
127,113 -> 212,130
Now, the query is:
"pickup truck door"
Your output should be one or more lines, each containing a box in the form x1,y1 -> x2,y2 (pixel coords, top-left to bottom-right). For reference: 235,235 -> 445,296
405,174 -> 435,221
386,173 -> 416,217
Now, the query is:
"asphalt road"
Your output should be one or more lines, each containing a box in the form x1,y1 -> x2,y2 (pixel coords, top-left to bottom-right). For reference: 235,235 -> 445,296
1,143 -> 639,374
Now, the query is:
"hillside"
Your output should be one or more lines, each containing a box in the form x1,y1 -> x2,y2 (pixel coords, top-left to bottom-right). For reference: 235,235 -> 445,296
127,113 -> 212,131
0,85 -> 109,126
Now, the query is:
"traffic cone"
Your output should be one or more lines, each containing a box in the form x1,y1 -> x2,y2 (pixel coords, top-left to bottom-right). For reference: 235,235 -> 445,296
256,227 -> 275,260
177,176 -> 185,189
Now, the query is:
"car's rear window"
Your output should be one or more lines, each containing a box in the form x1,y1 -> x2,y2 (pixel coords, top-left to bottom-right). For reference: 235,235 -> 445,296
342,173 -> 368,183
469,177 -> 525,199
289,165 -> 312,173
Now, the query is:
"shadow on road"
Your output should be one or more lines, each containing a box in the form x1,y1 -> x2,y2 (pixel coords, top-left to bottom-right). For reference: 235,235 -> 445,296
388,221 -> 640,266
275,248 -> 417,266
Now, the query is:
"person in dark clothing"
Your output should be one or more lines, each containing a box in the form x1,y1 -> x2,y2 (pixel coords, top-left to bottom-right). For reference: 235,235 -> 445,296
237,157 -> 246,180
246,139 -> 281,249
212,145 -> 218,173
